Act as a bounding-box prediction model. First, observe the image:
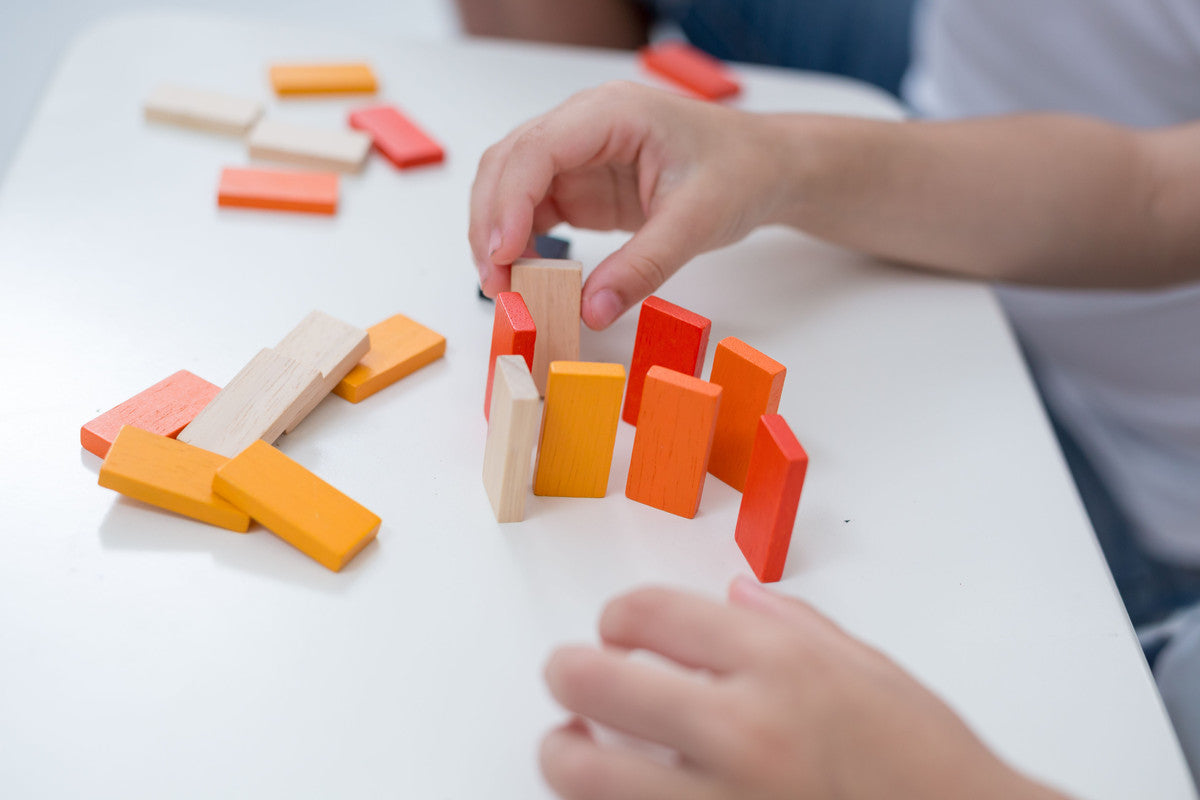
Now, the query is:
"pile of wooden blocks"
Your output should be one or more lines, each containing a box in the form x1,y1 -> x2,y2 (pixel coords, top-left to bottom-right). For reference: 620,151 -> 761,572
84,310 -> 445,571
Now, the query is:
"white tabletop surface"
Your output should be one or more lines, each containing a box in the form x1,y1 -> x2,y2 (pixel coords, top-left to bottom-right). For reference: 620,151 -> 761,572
0,12 -> 1194,799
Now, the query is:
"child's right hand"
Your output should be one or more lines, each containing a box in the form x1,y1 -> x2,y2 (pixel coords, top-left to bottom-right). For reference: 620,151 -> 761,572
469,82 -> 789,329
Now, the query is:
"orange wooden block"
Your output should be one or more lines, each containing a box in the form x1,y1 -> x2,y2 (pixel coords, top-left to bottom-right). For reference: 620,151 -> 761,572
623,296 -> 711,426
333,314 -> 446,403
639,42 -> 741,101
269,62 -> 377,95
533,362 -> 626,498
217,167 -> 338,215
213,440 -> 380,572
707,337 -> 786,491
625,366 -> 722,518
98,426 -> 250,532
735,415 -> 808,582
81,370 -> 220,459
485,292 -> 536,420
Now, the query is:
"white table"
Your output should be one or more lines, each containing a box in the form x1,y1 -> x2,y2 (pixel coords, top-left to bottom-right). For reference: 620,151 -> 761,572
0,12 -> 1193,799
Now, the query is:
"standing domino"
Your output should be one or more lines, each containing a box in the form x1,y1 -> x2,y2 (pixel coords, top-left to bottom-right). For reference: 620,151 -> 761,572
534,362 -> 625,498
707,337 -> 786,491
623,296 -> 711,426
482,356 -> 541,522
735,415 -> 808,582
511,259 -> 582,396
485,292 -> 536,420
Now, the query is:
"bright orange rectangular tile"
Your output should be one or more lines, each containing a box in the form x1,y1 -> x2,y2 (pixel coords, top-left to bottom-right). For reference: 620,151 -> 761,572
269,62 -> 377,95
708,337 -> 786,491
98,426 -> 250,532
218,167 -> 338,215
82,370 -> 220,459
639,42 -> 740,101
625,366 -> 721,518
533,362 -> 626,498
735,415 -> 808,583
213,440 -> 380,572
333,314 -> 446,403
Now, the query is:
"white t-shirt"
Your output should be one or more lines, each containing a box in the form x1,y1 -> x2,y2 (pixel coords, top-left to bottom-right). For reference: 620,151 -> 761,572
903,0 -> 1200,566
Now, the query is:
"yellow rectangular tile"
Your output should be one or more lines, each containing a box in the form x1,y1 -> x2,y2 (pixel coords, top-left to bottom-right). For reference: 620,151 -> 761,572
333,314 -> 446,403
533,361 -> 625,498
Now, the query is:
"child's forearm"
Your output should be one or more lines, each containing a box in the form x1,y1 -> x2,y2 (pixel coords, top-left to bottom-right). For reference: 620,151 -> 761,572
767,113 -> 1200,288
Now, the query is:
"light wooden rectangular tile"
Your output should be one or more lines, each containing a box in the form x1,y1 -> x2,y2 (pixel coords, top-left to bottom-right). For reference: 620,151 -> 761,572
247,119 -> 372,173
275,310 -> 369,432
483,356 -> 541,522
511,258 -> 582,395
144,84 -> 263,135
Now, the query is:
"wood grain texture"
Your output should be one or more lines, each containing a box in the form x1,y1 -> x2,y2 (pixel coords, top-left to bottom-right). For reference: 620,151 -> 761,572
143,84 -> 263,135
213,440 -> 380,572
247,119 -> 372,173
348,105 -> 444,168
177,349 -> 323,458
735,415 -> 808,583
81,369 -> 220,459
274,310 -> 369,432
625,366 -> 722,518
485,292 -> 536,420
639,42 -> 740,101
332,314 -> 446,403
510,258 -> 582,396
217,167 -> 339,215
98,426 -> 250,532
623,295 -> 711,426
707,337 -> 786,491
482,356 -> 541,522
533,361 -> 625,498
269,63 -> 377,95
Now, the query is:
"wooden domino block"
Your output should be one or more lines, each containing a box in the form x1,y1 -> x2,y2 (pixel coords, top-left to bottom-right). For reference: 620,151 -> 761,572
348,105 -> 444,168
625,366 -> 722,518
144,85 -> 263,135
482,356 -> 541,522
735,415 -> 808,583
81,370 -> 220,459
639,42 -> 741,101
247,119 -> 372,173
332,314 -> 446,403
98,426 -> 250,532
485,292 -> 536,420
217,167 -> 339,215
275,310 -> 370,432
510,258 -> 582,396
269,62 -> 378,95
177,349 -> 323,458
533,362 -> 625,498
623,296 -> 711,426
213,440 -> 380,572
708,337 -> 786,491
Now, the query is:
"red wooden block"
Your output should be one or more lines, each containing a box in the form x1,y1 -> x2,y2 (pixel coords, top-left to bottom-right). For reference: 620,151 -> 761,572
623,296 -> 711,426
81,370 -> 221,459
217,167 -> 338,214
485,292 -> 537,420
735,415 -> 808,583
348,105 -> 444,168
639,42 -> 741,101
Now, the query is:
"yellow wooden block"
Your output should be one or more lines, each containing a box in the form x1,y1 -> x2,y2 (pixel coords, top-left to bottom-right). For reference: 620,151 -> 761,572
533,362 -> 626,498
98,426 -> 251,532
333,314 -> 446,403
269,63 -> 378,95
213,440 -> 380,572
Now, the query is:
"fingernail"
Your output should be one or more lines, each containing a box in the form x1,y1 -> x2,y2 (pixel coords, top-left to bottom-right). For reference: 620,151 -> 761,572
488,229 -> 502,257
588,289 -> 623,329
476,258 -> 492,287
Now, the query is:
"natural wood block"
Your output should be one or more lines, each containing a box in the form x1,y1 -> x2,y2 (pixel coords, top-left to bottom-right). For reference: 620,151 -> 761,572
81,370 -> 220,459
625,366 -> 722,518
247,119 -> 372,173
348,105 -> 444,168
707,337 -> 786,491
269,62 -> 377,95
143,85 -> 263,136
735,415 -> 808,582
533,362 -> 625,498
217,167 -> 339,215
98,426 -> 250,532
485,292 -> 536,420
275,310 -> 370,432
510,258 -> 582,396
332,314 -> 446,403
623,295 -> 711,426
177,349 -> 323,458
213,440 -> 380,572
639,42 -> 740,101
482,356 -> 541,522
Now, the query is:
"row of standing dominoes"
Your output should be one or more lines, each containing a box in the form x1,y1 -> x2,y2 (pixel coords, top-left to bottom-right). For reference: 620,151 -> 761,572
480,258 -> 808,583
84,310 -> 445,571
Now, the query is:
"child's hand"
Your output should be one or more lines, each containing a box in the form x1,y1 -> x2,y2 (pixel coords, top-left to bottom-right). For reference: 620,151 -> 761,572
470,82 -> 784,329
540,578 -> 1068,800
